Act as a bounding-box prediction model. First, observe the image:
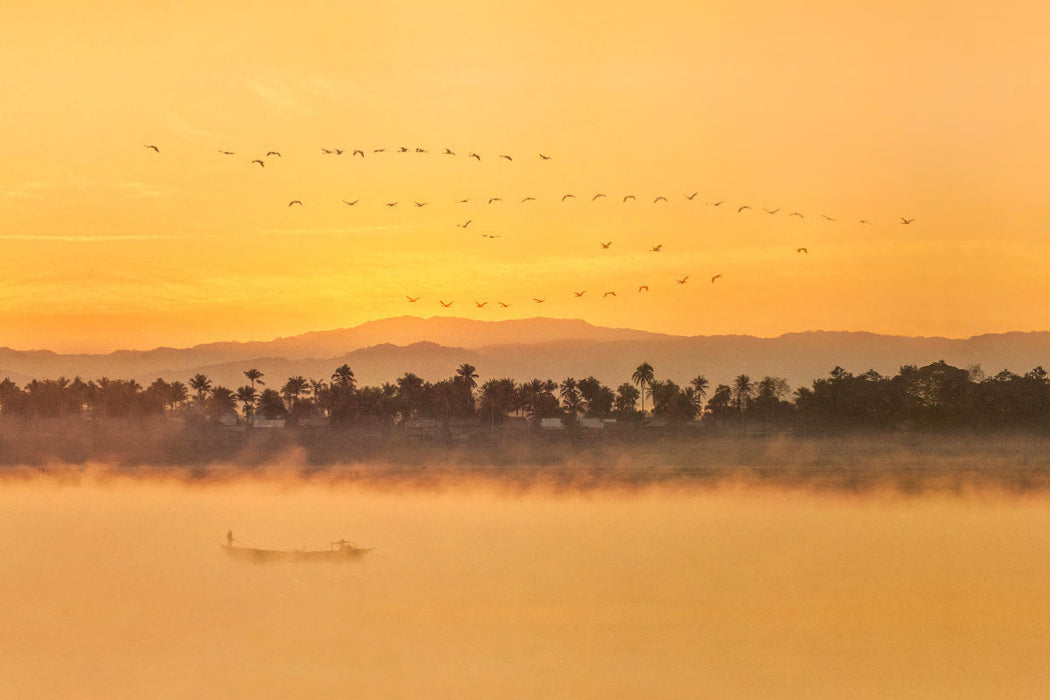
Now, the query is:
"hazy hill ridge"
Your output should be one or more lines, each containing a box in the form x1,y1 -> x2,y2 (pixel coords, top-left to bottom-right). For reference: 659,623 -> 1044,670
1,317 -> 1048,390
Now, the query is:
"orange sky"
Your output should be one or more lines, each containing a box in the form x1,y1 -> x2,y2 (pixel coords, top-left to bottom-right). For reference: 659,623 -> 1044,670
3,0 -> 1050,352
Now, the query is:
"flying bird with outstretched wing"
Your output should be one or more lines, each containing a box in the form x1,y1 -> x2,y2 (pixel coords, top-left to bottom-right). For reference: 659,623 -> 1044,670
144,144 -> 159,152
638,285 -> 649,292
443,148 -> 455,155
650,245 -> 663,252
343,200 -> 358,206
532,298 -> 545,303
900,217 -> 914,224
623,195 -> 636,202
600,241 -> 612,249
574,290 -> 587,297
251,159 -> 265,167
685,192 -> 698,200
521,196 -> 536,202
797,248 -> 808,254
592,193 -> 606,201
352,150 -> 365,157
789,211 -> 804,218
439,300 -> 453,308
821,214 -> 837,222
499,154 -> 512,161
385,202 -> 398,207
498,301 -> 509,307
709,200 -> 724,206
764,208 -> 780,214
469,152 -> 481,160
488,197 -> 502,204
676,276 -> 689,284
219,149 -> 235,155
406,296 -> 420,302
539,154 -> 551,160
711,274 -> 722,283
737,205 -> 751,213
288,200 -> 302,206
414,201 -> 428,207
458,220 -> 472,228
654,196 -> 668,203
561,194 -> 575,201
475,301 -> 487,308
266,151 -> 281,157
603,291 -> 617,298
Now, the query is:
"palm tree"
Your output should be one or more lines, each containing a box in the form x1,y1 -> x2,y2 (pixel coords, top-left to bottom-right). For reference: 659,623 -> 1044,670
236,385 -> 258,420
456,363 -> 479,390
244,368 -> 265,391
331,364 -> 356,391
690,375 -> 709,416
208,386 -> 237,419
732,374 -> 753,433
559,377 -> 583,417
632,362 -> 655,414
189,373 -> 212,404
281,376 -> 310,414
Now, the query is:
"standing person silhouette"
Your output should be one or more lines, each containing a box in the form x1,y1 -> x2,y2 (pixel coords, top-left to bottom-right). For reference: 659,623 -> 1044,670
226,530 -> 234,547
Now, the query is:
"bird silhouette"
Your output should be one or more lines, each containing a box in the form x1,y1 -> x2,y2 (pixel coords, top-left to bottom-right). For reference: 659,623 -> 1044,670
266,151 -> 281,157
710,274 -> 722,283
592,193 -> 606,201
398,146 -> 410,153
352,150 -> 365,157
406,296 -> 420,302
650,245 -> 663,252
603,291 -> 617,298
481,234 -> 501,239
443,148 -> 455,155
144,144 -> 159,152
458,220 -> 472,228
456,198 -> 470,203
709,200 -> 724,206
373,148 -> 386,153
288,200 -> 303,207
475,301 -> 487,308
385,202 -> 398,207
343,200 -> 358,206
561,194 -> 575,201
218,149 -> 235,155
533,298 -> 545,303
488,197 -> 502,204
685,192 -> 699,200
654,196 -> 668,203
521,196 -> 536,202
638,285 -> 649,292
414,201 -> 428,207
600,241 -> 612,249
499,154 -> 513,161
796,248 -> 808,254
415,148 -> 428,153
764,208 -> 780,214
574,290 -> 587,297
439,300 -> 453,308
676,276 -> 689,284
737,205 -> 751,213
821,214 -> 837,222
788,211 -> 804,218
539,154 -> 551,160
251,159 -> 265,167
469,152 -> 481,160
623,195 -> 636,202
498,301 -> 510,307
859,219 -> 871,224
900,217 -> 914,224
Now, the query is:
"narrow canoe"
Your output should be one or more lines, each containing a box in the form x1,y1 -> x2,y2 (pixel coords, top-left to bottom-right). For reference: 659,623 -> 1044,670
220,542 -> 372,562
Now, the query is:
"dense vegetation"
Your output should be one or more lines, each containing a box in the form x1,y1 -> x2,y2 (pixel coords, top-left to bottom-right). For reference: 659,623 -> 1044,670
2,359 -> 1049,434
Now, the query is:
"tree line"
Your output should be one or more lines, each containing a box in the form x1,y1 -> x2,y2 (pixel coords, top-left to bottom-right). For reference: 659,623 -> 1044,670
1,359 -> 1049,433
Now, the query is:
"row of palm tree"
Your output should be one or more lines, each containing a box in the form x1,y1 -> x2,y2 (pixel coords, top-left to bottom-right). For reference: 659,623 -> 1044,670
5,360 -> 1050,432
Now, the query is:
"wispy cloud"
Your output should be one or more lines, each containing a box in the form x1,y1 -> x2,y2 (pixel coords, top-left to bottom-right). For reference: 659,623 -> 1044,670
164,113 -> 222,141
245,78 -> 314,115
1,182 -> 48,199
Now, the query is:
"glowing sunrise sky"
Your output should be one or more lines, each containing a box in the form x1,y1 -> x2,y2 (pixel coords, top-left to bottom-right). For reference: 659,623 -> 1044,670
3,0 -> 1050,352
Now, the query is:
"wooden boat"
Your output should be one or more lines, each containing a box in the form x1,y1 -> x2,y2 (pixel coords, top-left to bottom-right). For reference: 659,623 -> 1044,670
221,539 -> 372,562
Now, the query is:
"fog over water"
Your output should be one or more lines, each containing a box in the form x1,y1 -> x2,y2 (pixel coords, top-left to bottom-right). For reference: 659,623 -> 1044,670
3,467 -> 1050,699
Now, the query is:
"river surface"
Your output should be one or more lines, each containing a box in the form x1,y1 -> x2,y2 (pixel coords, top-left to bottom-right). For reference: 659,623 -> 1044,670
2,470 -> 1049,698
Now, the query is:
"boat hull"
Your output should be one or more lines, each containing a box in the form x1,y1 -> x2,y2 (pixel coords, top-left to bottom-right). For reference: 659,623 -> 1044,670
221,543 -> 371,562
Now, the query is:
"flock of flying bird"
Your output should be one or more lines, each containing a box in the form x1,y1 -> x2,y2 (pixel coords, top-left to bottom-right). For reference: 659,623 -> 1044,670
143,142 -> 916,310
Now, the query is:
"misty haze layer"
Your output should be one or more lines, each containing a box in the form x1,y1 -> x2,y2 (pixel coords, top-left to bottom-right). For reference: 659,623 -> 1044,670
2,471 -> 1049,699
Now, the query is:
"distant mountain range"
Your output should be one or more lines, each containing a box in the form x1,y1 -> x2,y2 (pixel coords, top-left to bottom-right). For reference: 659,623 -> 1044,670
2,316 -> 1049,391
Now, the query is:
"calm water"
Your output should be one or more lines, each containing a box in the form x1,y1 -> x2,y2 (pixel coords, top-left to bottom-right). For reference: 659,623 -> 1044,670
2,470 -> 1049,698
